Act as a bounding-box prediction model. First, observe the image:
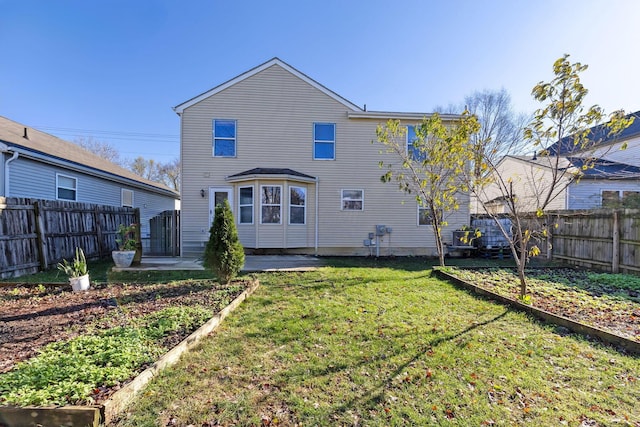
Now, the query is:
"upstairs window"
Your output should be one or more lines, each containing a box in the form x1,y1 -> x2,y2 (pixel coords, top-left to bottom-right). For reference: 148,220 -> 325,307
56,174 -> 77,201
407,125 -> 426,162
341,189 -> 363,211
289,186 -> 306,224
314,123 -> 335,160
121,189 -> 134,207
261,185 -> 282,224
213,119 -> 236,157
239,186 -> 254,224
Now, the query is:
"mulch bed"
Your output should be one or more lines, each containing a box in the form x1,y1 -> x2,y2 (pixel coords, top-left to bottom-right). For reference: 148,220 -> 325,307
0,280 -> 248,377
444,267 -> 640,343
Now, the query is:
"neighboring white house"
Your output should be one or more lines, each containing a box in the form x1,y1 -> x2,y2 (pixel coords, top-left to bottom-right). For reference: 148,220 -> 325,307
475,112 -> 640,213
0,116 -> 179,246
173,57 -> 469,257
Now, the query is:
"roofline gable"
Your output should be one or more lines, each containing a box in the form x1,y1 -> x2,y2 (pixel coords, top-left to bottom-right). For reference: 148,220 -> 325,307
172,57 -> 363,114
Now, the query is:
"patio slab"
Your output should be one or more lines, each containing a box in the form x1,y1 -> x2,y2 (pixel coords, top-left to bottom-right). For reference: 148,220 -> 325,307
116,255 -> 324,272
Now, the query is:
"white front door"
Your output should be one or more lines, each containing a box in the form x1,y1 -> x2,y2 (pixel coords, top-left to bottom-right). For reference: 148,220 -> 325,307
209,187 -> 233,226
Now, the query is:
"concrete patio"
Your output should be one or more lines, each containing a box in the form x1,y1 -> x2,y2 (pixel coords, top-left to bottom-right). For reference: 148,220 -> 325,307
116,255 -> 325,272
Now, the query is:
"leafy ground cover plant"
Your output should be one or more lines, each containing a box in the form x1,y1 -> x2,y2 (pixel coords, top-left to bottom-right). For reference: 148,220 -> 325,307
112,259 -> 640,426
0,306 -> 212,406
0,278 -> 249,406
445,267 -> 640,341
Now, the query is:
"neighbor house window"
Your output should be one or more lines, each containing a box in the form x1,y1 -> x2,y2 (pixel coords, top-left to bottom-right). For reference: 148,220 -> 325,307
213,119 -> 236,157
314,122 -> 335,160
418,205 -> 431,226
261,185 -> 281,224
341,189 -> 363,210
418,204 -> 442,226
602,190 -> 619,207
407,125 -> 426,162
239,186 -> 254,224
602,190 -> 640,208
56,174 -> 77,201
289,186 -> 306,224
121,189 -> 134,208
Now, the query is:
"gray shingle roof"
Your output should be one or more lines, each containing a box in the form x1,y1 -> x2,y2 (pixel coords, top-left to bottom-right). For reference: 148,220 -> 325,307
0,115 -> 178,197
228,168 -> 316,180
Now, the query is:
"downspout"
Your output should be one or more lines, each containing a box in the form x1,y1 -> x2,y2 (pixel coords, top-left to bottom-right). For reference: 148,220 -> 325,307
315,177 -> 319,256
1,144 -> 19,196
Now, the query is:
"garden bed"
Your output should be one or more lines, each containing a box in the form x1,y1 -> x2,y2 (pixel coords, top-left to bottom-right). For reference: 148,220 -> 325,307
436,267 -> 640,349
0,278 -> 257,426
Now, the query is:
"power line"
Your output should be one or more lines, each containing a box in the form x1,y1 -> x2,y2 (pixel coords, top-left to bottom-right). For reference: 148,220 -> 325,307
32,125 -> 179,140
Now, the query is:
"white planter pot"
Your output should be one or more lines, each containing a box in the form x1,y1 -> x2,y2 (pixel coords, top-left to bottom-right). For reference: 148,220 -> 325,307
69,274 -> 90,292
112,250 -> 136,268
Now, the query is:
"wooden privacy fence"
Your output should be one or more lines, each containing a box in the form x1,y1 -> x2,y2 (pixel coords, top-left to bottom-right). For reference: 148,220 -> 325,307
149,210 -> 180,256
0,197 -> 139,278
519,209 -> 640,274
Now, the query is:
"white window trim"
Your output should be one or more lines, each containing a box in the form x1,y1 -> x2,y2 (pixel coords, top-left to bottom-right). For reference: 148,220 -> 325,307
313,122 -> 336,160
260,184 -> 282,225
213,119 -> 237,158
56,173 -> 77,201
238,185 -> 254,225
341,189 -> 364,211
121,188 -> 134,208
289,185 -> 306,225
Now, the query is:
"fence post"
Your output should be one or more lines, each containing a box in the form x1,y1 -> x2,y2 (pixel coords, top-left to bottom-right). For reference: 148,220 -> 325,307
546,214 -> 553,260
612,210 -> 619,273
133,208 -> 142,265
94,205 -> 104,259
33,201 -> 48,271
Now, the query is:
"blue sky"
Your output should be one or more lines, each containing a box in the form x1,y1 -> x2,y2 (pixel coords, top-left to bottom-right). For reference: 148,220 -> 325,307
2,0 -> 639,163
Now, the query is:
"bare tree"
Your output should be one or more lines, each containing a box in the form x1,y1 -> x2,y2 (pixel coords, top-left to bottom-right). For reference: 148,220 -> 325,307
73,136 -> 123,166
464,89 -> 530,178
129,156 -> 161,182
158,158 -> 181,192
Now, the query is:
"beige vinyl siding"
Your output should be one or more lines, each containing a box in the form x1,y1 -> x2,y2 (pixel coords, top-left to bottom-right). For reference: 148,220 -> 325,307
483,157 -> 568,213
180,63 -> 469,256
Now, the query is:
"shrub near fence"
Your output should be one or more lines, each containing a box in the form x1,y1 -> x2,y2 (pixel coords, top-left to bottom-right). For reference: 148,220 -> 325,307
0,197 -> 139,279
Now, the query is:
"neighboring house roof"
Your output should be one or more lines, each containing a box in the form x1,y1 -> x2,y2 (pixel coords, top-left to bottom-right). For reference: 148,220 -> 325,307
546,110 -> 640,155
500,154 -> 640,180
0,115 -> 178,198
226,167 -> 317,183
567,157 -> 640,180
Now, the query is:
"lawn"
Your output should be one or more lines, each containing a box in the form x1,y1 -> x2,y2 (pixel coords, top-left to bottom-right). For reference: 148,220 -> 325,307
113,259 -> 640,426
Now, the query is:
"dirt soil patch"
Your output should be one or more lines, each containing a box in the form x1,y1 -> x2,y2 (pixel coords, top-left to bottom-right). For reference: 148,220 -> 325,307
447,267 -> 640,342
0,280 -> 248,377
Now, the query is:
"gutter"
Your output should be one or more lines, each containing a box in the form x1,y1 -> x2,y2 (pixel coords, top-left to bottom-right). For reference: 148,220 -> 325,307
315,176 -> 319,256
0,143 -> 18,196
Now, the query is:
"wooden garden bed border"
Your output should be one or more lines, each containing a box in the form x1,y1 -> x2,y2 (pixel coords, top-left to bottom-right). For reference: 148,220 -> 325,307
433,267 -> 640,355
0,278 -> 260,427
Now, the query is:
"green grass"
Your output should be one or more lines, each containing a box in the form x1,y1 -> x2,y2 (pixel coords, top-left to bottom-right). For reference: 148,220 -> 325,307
113,259 -> 640,426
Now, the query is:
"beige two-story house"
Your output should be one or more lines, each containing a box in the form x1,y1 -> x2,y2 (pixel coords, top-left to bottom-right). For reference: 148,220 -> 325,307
173,58 -> 469,257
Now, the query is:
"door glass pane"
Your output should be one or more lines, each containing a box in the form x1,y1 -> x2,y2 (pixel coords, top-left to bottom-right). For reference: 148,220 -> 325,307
214,191 -> 228,207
